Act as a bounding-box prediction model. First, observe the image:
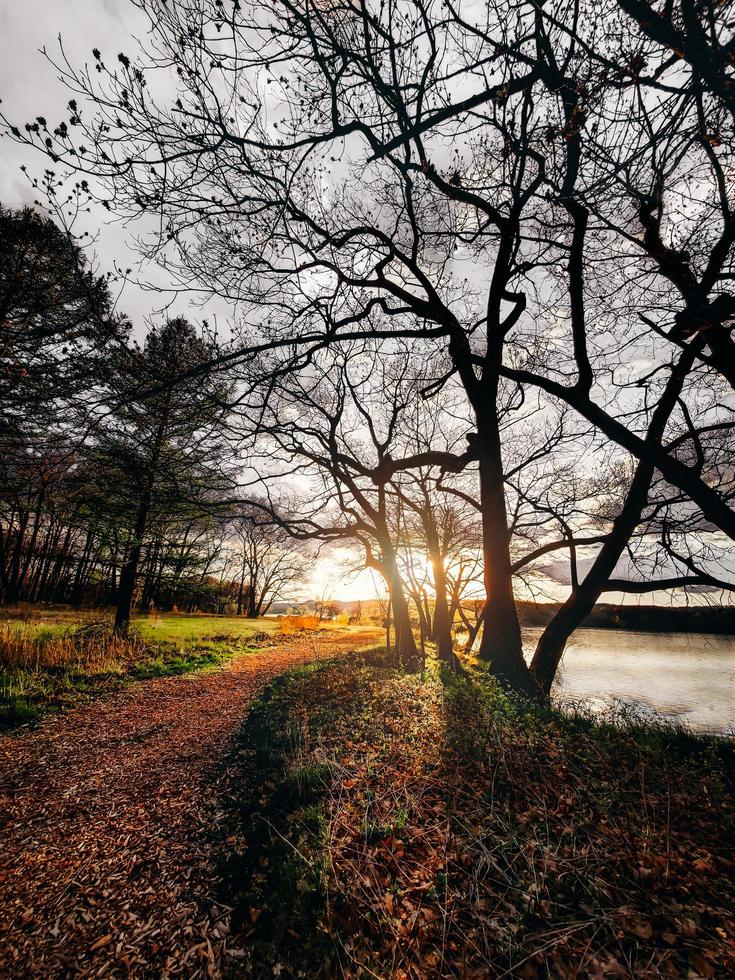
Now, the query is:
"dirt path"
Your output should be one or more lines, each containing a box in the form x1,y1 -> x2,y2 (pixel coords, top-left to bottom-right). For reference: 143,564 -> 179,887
0,630 -> 378,978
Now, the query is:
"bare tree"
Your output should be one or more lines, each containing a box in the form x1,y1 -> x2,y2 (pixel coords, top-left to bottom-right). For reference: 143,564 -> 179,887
234,344 -> 444,666
230,508 -> 307,617
6,0 -> 735,691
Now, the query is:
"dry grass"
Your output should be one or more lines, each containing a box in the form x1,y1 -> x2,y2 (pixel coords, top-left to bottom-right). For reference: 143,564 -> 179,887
0,611 -> 286,731
0,621 -> 150,729
0,615 -> 272,730
278,614 -> 322,634
0,620 -> 145,673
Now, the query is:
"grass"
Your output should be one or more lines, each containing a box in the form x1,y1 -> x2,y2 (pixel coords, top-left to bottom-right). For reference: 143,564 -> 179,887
218,649 -> 735,978
1,609 -> 280,643
0,611 -> 281,731
134,611 -> 280,644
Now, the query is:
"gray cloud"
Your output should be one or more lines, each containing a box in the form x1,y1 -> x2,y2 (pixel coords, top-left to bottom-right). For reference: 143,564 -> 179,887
0,0 -> 226,331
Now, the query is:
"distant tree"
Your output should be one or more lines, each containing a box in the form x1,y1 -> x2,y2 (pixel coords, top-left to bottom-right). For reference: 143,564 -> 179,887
237,343 -> 483,669
230,509 -> 307,617
92,317 -> 234,630
387,398 -> 480,669
315,601 -> 340,622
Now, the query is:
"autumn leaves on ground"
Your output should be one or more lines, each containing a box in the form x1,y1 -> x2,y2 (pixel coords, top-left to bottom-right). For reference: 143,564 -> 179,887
1,614 -> 733,978
0,616 -> 380,977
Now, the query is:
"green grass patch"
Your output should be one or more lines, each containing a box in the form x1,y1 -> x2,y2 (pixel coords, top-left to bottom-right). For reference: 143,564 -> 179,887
131,640 -> 253,680
1,610 -> 279,644
134,612 -> 279,644
0,612 -> 275,732
0,663 -> 127,731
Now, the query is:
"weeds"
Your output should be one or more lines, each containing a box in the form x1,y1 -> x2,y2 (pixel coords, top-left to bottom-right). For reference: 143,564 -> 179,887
0,618 -> 259,730
0,619 -> 144,672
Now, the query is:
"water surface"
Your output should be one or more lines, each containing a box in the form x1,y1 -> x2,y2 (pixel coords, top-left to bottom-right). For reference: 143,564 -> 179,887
521,628 -> 735,735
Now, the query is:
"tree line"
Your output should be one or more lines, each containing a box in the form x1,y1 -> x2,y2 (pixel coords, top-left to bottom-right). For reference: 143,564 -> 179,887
3,0 -> 735,695
0,206 -> 305,626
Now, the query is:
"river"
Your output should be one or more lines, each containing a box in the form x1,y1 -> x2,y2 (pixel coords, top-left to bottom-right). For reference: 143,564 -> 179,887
521,628 -> 735,735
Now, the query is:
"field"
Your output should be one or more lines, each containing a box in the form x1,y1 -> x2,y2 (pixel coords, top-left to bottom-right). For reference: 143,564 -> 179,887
0,610 -> 299,730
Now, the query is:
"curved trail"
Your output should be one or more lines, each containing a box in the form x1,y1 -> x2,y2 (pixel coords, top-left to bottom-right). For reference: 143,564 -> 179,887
0,630 -> 378,978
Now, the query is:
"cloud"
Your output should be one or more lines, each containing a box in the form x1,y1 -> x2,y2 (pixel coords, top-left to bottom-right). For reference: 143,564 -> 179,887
0,0 -> 227,330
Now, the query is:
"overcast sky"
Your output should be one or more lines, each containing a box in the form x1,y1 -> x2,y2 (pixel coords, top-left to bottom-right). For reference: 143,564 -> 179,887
0,0 -> 367,601
2,2 -> 724,607
0,0 -> 221,331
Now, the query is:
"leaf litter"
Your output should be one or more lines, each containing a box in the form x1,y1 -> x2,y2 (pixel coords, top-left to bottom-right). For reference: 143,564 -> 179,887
219,655 -> 735,978
0,629 -> 379,978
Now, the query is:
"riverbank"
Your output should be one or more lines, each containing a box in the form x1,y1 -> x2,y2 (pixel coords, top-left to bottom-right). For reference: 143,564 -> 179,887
220,650 -> 735,977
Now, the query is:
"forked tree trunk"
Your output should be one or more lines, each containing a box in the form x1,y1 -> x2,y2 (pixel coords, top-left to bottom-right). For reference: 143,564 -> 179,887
461,603 -> 485,655
424,516 -> 459,669
115,393 -> 171,632
71,525 -> 95,607
5,509 -> 29,605
400,486 -> 462,671
19,489 -> 45,598
412,594 -> 430,647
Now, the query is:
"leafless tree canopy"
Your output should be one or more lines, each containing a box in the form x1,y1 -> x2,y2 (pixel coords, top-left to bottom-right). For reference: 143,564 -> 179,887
3,0 -> 735,690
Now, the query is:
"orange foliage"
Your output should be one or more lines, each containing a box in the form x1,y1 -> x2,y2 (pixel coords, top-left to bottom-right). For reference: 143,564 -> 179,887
278,614 -> 321,634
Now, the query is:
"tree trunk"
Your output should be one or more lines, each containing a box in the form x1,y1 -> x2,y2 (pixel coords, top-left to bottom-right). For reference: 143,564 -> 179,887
463,604 -> 485,655
115,495 -> 150,631
236,557 -> 247,616
47,524 -> 72,602
246,582 -> 258,618
382,544 -> 419,669
385,596 -> 392,659
474,419 -> 538,696
427,537 -> 458,669
5,508 -> 29,605
70,525 -> 95,607
0,521 -> 9,603
530,341 -> 700,694
19,489 -> 45,595
29,519 -> 58,601
418,598 -> 430,646
530,461 -> 654,694
115,389 -> 172,631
